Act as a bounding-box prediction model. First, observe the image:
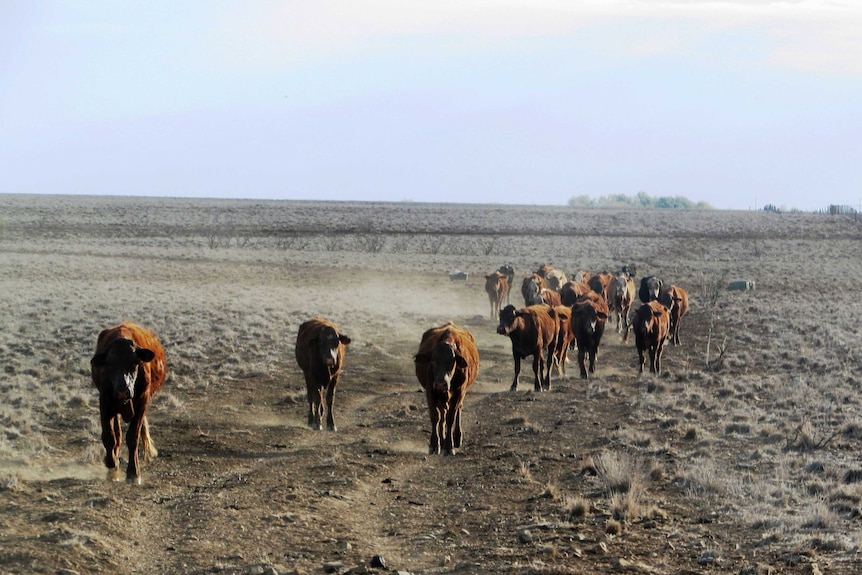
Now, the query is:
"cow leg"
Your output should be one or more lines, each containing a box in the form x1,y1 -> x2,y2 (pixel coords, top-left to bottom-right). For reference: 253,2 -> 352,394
306,381 -> 324,430
649,345 -> 658,373
425,393 -> 442,455
509,352 -> 521,391
637,347 -> 646,373
450,406 -> 463,450
99,395 -> 122,479
324,378 -> 338,432
125,410 -> 145,484
578,348 -> 588,379
588,346 -> 597,374
655,340 -> 666,373
542,345 -> 553,391
532,352 -> 543,392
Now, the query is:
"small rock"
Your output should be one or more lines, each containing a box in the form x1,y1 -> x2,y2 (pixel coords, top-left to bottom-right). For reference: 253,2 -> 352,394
323,562 -> 344,573
518,529 -> 534,543
370,555 -> 386,569
57,570 -> 81,575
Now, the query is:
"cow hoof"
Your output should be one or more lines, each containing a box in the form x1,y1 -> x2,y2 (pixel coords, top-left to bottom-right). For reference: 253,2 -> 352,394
126,474 -> 143,486
106,468 -> 122,482
327,425 -> 338,432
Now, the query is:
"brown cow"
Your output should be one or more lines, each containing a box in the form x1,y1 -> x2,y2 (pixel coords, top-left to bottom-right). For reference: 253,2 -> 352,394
632,301 -> 671,373
540,288 -> 562,307
588,271 -> 613,300
414,322 -> 479,455
571,292 -> 609,379
659,285 -> 690,346
560,280 -> 590,306
606,273 -> 636,341
552,305 -> 574,377
295,317 -> 351,431
497,304 -> 558,392
484,271 -> 509,319
91,321 -> 167,484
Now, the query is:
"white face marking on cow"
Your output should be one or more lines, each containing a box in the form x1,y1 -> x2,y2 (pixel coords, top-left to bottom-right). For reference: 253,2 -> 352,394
123,370 -> 137,399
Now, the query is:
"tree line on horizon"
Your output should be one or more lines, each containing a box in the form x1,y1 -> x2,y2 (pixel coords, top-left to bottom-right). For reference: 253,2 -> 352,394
567,192 -> 713,210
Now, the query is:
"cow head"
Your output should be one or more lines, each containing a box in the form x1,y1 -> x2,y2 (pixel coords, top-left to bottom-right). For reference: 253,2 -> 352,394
316,326 -> 351,369
639,276 -> 663,302
496,305 -> 522,335
91,338 -> 156,413
636,302 -> 668,333
414,340 -> 468,393
658,289 -> 677,313
573,302 -> 608,335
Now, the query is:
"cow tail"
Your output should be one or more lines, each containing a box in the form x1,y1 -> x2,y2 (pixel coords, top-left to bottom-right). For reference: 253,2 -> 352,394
141,416 -> 158,463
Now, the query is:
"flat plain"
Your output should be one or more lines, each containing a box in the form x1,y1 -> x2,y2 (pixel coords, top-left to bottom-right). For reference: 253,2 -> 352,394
2,194 -> 862,575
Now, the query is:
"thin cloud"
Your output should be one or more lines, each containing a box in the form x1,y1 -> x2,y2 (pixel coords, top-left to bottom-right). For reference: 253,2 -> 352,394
198,1 -> 862,76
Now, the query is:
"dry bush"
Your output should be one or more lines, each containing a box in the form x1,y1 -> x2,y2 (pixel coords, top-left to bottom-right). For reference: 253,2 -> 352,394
561,495 -> 590,520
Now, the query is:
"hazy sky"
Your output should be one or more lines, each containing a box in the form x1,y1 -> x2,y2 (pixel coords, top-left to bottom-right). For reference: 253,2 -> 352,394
2,2 -> 860,210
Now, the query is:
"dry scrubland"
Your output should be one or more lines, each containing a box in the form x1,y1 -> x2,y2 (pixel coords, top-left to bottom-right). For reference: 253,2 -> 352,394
2,194 -> 862,575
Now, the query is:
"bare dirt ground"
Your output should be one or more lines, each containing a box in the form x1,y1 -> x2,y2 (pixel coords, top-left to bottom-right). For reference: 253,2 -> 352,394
2,195 -> 862,575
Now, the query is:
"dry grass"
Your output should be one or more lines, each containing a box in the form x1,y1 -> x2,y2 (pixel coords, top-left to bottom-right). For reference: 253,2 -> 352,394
3,194 -> 862,573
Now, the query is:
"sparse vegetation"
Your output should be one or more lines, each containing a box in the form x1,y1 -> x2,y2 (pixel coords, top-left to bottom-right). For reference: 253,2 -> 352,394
2,194 -> 861,574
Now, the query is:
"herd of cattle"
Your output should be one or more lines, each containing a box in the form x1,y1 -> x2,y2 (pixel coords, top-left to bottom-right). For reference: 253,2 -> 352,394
90,264 -> 689,482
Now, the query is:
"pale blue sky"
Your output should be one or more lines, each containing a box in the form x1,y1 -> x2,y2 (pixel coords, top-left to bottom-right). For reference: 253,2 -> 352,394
1,1 -> 860,210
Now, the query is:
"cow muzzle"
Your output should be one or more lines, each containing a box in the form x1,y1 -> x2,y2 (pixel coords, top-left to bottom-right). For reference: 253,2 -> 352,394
432,381 -> 450,394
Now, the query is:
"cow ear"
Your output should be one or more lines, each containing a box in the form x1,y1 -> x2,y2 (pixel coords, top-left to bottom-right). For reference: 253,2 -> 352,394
414,353 -> 431,363
338,334 -> 351,345
455,354 -> 469,369
91,352 -> 107,367
136,348 -> 156,363
547,308 -> 556,318
652,309 -> 663,318
597,311 -> 608,320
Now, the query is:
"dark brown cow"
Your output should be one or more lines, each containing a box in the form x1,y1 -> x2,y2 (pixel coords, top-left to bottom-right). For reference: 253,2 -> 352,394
606,273 -> 636,341
633,301 -> 671,373
560,280 -> 590,306
496,304 -> 558,392
91,321 -> 167,484
414,322 -> 479,455
588,271 -> 613,300
552,305 -> 574,377
295,317 -> 351,431
484,271 -> 509,319
659,285 -> 690,346
521,274 -> 545,306
571,292 -> 609,379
